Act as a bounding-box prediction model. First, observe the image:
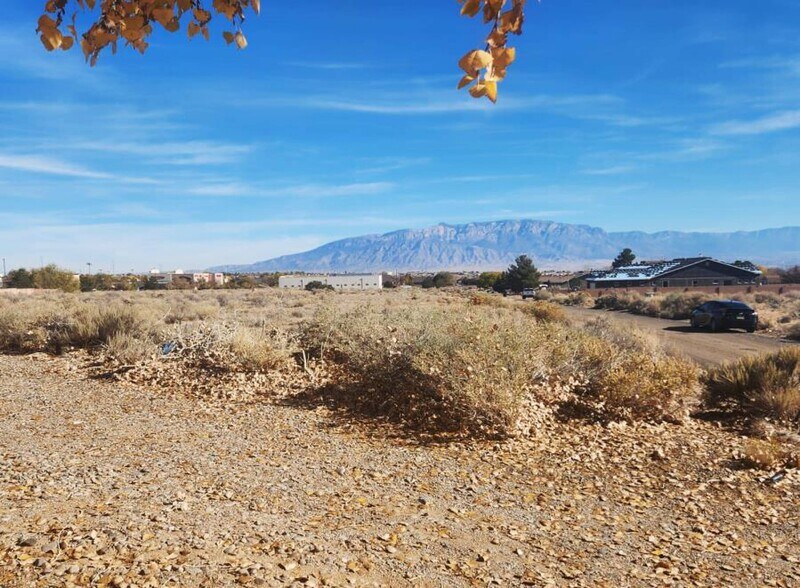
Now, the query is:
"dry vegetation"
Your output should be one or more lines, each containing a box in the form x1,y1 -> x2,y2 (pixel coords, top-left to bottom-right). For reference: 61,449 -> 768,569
703,348 -> 800,427
556,289 -> 800,338
2,288 -> 800,586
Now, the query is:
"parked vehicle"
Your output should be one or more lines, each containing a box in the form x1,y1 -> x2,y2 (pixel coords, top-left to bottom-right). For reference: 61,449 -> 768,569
521,288 -> 536,300
690,300 -> 758,332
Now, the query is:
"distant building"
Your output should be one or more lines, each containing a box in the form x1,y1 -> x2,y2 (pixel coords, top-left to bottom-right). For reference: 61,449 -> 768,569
582,257 -> 761,289
152,271 -> 226,287
279,274 -> 383,291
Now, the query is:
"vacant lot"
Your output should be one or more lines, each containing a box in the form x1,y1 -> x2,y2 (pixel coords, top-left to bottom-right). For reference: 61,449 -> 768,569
1,289 -> 799,587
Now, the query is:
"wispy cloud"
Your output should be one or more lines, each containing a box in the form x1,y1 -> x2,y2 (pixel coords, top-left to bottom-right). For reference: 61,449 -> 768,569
184,181 -> 394,198
287,61 -> 371,70
580,165 -> 637,176
640,138 -> 727,161
67,140 -> 254,166
720,55 -> 800,75
712,110 -> 800,135
0,153 -> 157,184
354,157 -> 429,175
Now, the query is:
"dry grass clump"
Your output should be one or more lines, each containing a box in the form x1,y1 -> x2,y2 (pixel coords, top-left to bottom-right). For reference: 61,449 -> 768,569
657,292 -> 713,319
301,302 -> 551,438
0,297 -> 160,355
104,332 -> 156,364
552,291 -> 594,307
736,439 -> 799,470
468,293 -> 509,308
594,291 -> 712,320
520,301 -> 568,324
703,348 -> 800,426
559,319 -> 699,422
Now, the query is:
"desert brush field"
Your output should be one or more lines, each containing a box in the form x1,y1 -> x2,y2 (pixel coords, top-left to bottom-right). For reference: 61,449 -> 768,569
1,288 -> 799,587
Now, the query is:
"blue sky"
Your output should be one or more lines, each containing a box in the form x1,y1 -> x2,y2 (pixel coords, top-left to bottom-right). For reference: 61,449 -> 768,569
1,0 -> 799,272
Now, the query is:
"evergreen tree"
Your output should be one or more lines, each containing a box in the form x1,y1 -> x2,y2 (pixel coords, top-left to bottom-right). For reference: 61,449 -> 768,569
5,268 -> 34,288
612,248 -> 636,269
500,255 -> 540,293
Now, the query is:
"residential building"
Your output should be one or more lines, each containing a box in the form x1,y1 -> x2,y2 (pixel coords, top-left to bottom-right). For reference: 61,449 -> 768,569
582,257 -> 761,289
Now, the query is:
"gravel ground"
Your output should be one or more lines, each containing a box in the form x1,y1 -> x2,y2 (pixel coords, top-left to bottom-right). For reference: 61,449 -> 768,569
1,353 -> 799,587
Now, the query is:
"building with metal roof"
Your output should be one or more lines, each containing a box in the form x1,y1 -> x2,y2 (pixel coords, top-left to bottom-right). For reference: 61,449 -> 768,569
582,257 -> 761,289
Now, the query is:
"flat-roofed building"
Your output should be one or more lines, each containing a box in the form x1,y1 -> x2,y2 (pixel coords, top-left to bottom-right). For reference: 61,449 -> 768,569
279,274 -> 383,290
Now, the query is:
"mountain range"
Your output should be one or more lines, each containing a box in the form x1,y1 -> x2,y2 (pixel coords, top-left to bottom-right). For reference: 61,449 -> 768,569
210,220 -> 800,273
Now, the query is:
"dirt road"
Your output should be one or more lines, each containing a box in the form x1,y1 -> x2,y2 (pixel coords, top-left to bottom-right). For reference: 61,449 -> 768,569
561,306 -> 796,366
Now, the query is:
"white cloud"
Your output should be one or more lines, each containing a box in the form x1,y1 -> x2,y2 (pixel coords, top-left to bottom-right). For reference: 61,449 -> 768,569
712,110 -> 800,135
0,153 -> 159,184
184,181 -> 394,198
287,61 -> 370,70
581,165 -> 637,176
67,140 -> 254,166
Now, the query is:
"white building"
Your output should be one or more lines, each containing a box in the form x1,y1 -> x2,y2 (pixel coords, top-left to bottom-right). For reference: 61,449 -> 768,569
279,274 -> 383,291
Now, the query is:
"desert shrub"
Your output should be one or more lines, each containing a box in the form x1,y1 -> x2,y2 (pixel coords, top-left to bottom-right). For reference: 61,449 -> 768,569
165,300 -> 219,324
228,326 -> 296,371
468,293 -> 508,308
520,301 -> 567,324
703,348 -> 800,426
301,303 -> 551,437
560,320 -> 698,422
657,292 -> 712,320
535,289 -> 553,301
104,332 -> 155,364
0,297 -> 159,355
593,291 -> 713,320
551,291 -> 594,307
786,322 -> 800,341
594,291 -> 647,313
736,439 -> 799,470
753,292 -> 783,308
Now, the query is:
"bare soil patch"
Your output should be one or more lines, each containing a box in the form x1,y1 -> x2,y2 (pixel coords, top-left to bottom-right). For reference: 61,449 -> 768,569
1,353 -> 799,587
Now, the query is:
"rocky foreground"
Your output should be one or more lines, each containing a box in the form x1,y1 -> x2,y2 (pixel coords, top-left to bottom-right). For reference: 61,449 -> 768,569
1,353 -> 798,587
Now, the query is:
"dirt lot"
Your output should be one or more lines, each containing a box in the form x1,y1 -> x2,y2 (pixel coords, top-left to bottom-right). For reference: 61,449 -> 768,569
559,306 -> 796,367
1,351 -> 799,587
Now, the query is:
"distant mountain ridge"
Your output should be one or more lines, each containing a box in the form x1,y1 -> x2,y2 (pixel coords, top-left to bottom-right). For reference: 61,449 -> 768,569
210,220 -> 800,273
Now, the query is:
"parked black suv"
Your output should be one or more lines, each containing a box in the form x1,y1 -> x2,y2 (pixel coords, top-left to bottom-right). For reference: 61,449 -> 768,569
690,300 -> 758,333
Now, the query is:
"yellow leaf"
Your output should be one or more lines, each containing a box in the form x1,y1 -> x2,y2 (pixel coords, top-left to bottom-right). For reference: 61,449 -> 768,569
485,80 -> 498,103
457,75 -> 475,89
469,83 -> 487,98
234,31 -> 248,49
458,50 -> 493,74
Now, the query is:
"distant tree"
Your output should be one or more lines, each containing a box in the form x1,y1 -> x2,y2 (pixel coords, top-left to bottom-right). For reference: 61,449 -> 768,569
5,268 -> 35,288
32,264 -> 79,292
37,0 -> 529,103
305,281 -> 333,292
611,248 -> 636,269
80,273 -> 118,292
779,265 -> 800,284
500,255 -> 540,293
432,272 -> 456,288
477,271 -> 504,290
143,276 -> 164,290
421,272 -> 456,289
